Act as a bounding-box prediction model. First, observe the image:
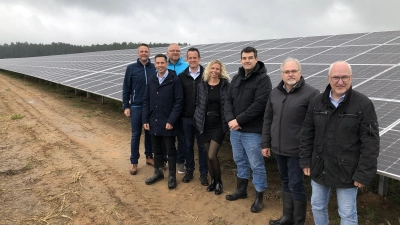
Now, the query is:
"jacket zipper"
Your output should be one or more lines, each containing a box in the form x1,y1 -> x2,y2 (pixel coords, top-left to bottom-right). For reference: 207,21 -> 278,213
201,83 -> 208,134
278,95 -> 287,155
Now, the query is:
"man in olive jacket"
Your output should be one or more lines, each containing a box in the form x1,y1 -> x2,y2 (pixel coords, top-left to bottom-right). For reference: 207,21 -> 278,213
299,61 -> 380,225
224,46 -> 272,213
262,58 -> 319,225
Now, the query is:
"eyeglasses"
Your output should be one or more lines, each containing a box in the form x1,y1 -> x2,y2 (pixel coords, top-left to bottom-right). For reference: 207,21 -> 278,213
330,75 -> 351,82
168,50 -> 180,53
282,70 -> 300,74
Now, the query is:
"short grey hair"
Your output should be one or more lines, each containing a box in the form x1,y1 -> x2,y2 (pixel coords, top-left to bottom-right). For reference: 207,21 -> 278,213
328,61 -> 352,75
280,58 -> 301,72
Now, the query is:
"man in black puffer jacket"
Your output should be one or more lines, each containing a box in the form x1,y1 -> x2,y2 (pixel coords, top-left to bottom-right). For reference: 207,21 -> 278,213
178,47 -> 209,186
224,47 -> 272,213
262,58 -> 319,225
299,61 -> 379,225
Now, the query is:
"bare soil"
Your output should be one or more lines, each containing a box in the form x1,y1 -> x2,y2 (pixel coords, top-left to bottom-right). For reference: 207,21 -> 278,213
0,72 -> 399,225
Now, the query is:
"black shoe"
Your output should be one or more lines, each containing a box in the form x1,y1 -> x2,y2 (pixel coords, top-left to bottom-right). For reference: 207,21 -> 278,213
251,190 -> 264,213
200,174 -> 209,186
168,174 -> 177,189
182,169 -> 194,183
145,168 -> 164,185
207,177 -> 216,192
215,180 -> 223,195
269,192 -> 294,225
226,177 -> 248,201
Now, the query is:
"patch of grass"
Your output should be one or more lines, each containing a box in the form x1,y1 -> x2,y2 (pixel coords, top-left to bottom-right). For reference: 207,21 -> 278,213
70,103 -> 84,108
10,114 -> 24,120
6,88 -> 10,91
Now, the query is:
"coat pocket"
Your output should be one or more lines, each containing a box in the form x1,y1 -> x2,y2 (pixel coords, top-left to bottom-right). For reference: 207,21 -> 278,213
337,156 -> 357,184
311,155 -> 324,179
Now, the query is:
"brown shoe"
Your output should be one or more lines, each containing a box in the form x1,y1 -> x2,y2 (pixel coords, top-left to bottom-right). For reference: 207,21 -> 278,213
130,164 -> 138,175
146,157 -> 154,166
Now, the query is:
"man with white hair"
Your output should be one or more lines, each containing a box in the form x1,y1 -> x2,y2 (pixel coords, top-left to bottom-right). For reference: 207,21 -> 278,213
262,58 -> 319,224
299,61 -> 380,224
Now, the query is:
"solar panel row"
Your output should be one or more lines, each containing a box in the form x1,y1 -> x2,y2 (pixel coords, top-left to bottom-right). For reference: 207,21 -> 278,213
1,30 -> 400,179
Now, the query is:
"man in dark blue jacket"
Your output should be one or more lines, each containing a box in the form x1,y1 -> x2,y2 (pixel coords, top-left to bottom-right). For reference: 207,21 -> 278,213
122,43 -> 156,175
143,54 -> 183,189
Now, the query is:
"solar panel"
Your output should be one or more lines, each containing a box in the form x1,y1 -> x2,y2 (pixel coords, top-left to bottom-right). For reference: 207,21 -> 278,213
1,30 -> 400,181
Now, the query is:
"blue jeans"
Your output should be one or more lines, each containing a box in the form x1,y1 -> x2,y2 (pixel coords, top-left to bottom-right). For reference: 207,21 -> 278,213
130,106 -> 152,164
275,154 -> 306,202
311,180 -> 358,225
181,117 -> 208,175
176,118 -> 185,164
230,130 -> 267,192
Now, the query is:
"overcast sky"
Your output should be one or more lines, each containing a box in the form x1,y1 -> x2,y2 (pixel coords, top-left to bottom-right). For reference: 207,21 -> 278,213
0,0 -> 399,46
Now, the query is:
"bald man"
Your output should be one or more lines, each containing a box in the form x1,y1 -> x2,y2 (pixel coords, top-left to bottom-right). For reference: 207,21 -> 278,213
299,61 -> 380,225
166,43 -> 189,175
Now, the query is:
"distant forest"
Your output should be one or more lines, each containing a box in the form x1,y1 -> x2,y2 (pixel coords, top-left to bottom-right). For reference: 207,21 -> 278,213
0,42 -> 189,59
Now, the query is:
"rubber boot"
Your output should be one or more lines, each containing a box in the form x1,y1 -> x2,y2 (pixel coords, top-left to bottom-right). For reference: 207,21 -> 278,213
270,192 -> 294,225
226,177 -> 248,201
168,155 -> 177,189
214,178 -> 223,195
145,155 -> 164,185
251,190 -> 264,213
293,199 -> 307,225
207,176 -> 216,192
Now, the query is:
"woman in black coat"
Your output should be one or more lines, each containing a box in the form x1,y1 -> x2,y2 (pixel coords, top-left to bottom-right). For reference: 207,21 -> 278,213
194,60 -> 230,195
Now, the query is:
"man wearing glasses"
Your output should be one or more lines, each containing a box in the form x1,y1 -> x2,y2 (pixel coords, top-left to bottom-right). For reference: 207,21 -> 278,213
262,58 -> 319,225
299,61 -> 380,224
166,43 -> 189,175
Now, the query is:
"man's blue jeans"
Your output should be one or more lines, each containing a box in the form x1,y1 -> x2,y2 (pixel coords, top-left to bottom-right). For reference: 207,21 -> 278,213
274,154 -> 306,202
230,130 -> 267,192
311,180 -> 358,225
181,117 -> 208,175
130,106 -> 152,164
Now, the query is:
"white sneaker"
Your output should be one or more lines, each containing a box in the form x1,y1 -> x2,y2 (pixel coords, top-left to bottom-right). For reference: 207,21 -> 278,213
178,163 -> 186,174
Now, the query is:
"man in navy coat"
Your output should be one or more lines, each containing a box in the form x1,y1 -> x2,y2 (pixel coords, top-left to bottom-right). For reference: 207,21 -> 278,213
143,54 -> 184,189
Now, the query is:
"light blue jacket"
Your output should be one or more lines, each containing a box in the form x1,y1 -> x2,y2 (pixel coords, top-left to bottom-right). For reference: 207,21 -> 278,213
168,57 -> 189,75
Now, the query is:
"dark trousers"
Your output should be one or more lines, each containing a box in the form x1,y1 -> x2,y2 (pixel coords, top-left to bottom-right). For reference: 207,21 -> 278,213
275,154 -> 306,202
181,117 -> 208,174
176,118 -> 185,164
152,135 -> 176,160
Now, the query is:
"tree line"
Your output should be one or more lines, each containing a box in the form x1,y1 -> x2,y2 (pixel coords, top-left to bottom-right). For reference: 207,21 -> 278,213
0,42 -> 189,59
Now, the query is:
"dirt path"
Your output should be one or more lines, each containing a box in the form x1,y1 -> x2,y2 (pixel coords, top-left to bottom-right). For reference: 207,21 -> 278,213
1,73 -> 399,225
0,74 -> 286,225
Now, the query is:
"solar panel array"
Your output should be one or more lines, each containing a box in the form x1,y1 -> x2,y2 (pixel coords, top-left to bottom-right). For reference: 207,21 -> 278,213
1,31 -> 400,180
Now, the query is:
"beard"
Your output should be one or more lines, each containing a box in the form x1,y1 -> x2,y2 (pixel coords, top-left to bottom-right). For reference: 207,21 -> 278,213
286,79 -> 297,86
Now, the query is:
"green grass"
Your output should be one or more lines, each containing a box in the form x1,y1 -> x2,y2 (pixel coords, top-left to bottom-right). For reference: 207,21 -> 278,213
11,114 -> 24,120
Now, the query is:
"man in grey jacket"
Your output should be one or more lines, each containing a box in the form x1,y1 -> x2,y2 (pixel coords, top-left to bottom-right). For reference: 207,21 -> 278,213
262,58 -> 319,225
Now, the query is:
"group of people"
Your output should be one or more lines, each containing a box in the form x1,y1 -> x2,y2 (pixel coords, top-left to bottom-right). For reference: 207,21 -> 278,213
122,43 -> 380,225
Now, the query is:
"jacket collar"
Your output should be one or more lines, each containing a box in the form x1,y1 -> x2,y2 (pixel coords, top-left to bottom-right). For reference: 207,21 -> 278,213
182,64 -> 204,77
238,61 -> 267,80
321,84 -> 353,106
168,57 -> 185,66
136,58 -> 151,66
277,76 -> 305,93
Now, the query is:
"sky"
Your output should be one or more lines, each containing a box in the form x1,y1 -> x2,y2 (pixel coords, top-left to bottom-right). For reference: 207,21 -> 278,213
0,0 -> 400,46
